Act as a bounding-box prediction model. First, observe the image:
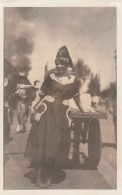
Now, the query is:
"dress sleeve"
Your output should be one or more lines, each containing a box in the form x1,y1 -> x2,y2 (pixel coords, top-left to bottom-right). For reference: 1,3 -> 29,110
39,74 -> 51,96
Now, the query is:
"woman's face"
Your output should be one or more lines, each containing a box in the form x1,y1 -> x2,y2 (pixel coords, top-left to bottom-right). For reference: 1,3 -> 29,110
56,63 -> 67,75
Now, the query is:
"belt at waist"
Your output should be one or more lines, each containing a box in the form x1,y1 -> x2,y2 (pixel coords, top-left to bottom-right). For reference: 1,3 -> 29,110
44,95 -> 69,106
44,95 -> 55,102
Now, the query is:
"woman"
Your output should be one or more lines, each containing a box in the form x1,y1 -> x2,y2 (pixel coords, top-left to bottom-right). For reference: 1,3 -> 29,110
25,46 -> 93,188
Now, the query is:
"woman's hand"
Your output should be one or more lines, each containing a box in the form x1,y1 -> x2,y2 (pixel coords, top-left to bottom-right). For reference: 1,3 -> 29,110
82,106 -> 95,113
30,106 -> 35,115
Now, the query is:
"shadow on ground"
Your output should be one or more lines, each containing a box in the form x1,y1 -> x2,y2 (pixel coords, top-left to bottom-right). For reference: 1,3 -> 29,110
102,142 -> 117,149
24,168 -> 66,184
24,152 -> 97,186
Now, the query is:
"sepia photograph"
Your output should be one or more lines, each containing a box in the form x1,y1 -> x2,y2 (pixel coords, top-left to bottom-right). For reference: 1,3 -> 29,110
3,6 -> 117,190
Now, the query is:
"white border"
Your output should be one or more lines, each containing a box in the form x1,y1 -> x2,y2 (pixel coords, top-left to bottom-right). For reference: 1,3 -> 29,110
0,0 -> 122,194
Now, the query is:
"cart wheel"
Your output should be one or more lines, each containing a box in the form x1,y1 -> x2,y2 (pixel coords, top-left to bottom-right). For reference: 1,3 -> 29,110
88,119 -> 101,169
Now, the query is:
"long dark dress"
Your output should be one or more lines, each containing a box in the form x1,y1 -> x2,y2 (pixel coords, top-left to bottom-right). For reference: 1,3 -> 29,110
25,73 -> 79,166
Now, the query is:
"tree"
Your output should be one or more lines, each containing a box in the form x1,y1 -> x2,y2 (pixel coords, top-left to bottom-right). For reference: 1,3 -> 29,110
74,59 -> 91,78
74,59 -> 101,96
100,81 -> 116,99
88,73 -> 100,96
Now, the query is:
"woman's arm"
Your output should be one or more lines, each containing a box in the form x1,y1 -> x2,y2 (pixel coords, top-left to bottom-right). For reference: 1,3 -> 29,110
30,94 -> 45,114
73,95 -> 84,112
31,96 -> 41,108
31,93 -> 45,109
17,84 -> 33,89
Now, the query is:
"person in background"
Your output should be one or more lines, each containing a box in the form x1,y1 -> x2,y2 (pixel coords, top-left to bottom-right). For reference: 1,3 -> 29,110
12,73 -> 32,133
32,80 -> 42,105
34,80 -> 41,89
91,96 -> 99,108
4,59 -> 18,145
24,46 -> 94,189
27,80 -> 42,124
4,76 -> 16,144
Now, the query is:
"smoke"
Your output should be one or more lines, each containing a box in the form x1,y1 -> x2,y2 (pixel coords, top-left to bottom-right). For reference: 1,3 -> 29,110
17,7 -> 38,21
4,8 -> 34,75
17,57 -> 31,73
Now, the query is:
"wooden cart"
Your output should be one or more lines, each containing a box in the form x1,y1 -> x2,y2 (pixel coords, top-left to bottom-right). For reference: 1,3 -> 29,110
70,109 -> 107,168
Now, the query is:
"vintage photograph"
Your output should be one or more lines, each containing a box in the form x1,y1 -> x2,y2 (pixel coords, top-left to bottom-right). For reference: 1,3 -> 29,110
4,7 -> 117,189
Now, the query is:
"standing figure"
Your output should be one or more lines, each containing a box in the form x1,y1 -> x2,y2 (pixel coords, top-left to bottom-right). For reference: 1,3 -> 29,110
12,73 -> 32,133
4,58 -> 18,145
25,46 -> 94,188
32,80 -> 42,106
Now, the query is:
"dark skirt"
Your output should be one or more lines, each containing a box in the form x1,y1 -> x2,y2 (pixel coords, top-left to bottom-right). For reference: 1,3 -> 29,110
24,100 -> 70,167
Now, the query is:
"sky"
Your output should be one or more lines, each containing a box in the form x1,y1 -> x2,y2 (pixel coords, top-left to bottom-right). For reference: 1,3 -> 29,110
4,7 -> 116,90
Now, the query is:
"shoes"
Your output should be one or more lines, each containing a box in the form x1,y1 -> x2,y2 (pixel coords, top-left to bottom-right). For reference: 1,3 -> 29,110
16,130 -> 26,134
44,177 -> 52,189
35,167 -> 53,189
35,177 -> 52,189
16,124 -> 26,133
16,124 -> 21,133
35,178 -> 45,188
20,130 -> 26,133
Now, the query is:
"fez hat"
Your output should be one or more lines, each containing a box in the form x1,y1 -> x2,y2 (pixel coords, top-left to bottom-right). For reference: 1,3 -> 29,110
55,46 -> 73,67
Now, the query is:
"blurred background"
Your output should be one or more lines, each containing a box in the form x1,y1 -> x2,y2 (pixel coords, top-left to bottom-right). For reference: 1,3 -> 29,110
4,7 -> 116,90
